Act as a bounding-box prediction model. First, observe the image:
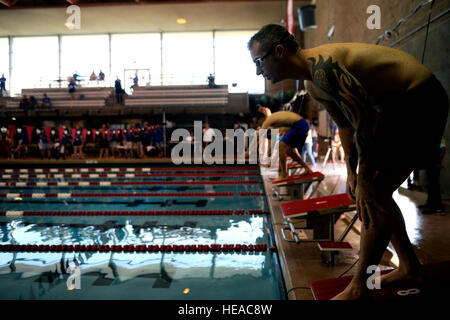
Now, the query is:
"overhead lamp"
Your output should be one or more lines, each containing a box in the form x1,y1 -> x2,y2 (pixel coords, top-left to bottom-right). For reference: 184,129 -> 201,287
177,18 -> 187,24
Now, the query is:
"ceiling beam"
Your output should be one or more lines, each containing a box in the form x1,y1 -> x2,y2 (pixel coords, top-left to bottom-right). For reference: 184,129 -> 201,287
66,0 -> 78,4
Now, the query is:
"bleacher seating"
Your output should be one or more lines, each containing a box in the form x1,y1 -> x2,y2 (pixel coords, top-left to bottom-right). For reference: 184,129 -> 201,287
22,87 -> 113,101
0,84 -> 248,116
125,85 -> 229,108
4,87 -> 113,109
6,99 -> 106,109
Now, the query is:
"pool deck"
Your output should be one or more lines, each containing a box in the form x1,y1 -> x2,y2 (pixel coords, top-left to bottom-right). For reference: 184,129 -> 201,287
261,162 -> 450,300
1,158 -> 449,300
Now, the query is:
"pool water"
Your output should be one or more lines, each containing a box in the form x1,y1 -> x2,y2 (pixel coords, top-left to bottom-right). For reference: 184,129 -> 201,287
0,166 -> 285,300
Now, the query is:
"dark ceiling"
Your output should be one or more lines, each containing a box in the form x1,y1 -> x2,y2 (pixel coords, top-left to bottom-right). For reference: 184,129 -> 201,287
0,0 -> 272,10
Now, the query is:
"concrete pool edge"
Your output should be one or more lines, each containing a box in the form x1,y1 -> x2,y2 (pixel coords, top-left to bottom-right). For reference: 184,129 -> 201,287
260,166 -> 367,300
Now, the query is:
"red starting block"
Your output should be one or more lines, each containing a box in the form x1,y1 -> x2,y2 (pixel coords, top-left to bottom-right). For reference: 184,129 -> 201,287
279,162 -> 304,176
311,260 -> 450,300
280,193 -> 354,218
271,172 -> 324,201
280,193 -> 357,264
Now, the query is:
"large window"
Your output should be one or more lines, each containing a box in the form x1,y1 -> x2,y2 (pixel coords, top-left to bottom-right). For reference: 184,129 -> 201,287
61,35 -> 109,86
111,33 -> 161,92
0,38 -> 9,95
5,30 -> 266,97
214,31 -> 264,94
162,32 -> 214,85
10,36 -> 59,96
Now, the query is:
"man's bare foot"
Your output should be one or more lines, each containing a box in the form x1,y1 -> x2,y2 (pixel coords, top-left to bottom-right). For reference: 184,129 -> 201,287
380,266 -> 426,287
331,286 -> 369,300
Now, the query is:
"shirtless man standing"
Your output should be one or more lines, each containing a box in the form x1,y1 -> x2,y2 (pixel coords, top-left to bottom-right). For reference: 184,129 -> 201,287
248,24 -> 448,299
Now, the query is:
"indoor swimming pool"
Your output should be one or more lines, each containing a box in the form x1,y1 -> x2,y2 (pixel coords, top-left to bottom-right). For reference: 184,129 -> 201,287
0,165 -> 285,300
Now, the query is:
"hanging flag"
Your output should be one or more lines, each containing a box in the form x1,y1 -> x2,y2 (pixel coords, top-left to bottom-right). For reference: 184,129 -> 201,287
44,127 -> 51,142
287,0 -> 294,34
26,126 -> 34,143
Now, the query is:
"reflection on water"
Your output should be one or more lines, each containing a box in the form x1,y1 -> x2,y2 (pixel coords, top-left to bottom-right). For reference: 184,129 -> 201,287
0,215 -> 281,299
0,216 -> 267,247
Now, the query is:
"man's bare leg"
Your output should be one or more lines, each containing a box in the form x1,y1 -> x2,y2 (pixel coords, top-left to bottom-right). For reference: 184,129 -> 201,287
273,142 -> 313,183
380,199 -> 425,286
332,168 -> 412,299
286,147 -> 313,176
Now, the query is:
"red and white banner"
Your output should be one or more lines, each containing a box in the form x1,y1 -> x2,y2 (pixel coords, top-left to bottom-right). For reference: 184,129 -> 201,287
286,0 -> 294,34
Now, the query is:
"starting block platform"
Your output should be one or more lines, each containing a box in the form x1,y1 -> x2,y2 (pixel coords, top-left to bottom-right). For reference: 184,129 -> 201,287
280,193 -> 357,264
286,162 -> 303,176
271,172 -> 324,201
311,260 -> 450,300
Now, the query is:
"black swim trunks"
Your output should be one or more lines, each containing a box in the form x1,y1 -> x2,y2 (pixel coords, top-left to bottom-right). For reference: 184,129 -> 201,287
373,75 -> 448,170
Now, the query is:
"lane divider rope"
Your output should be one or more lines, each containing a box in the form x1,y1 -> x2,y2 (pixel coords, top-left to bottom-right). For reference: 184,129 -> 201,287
239,192 -> 264,196
0,209 -> 266,216
0,243 -> 277,253
0,166 -> 258,173
0,192 -> 236,198
0,180 -> 258,187
0,172 -> 258,179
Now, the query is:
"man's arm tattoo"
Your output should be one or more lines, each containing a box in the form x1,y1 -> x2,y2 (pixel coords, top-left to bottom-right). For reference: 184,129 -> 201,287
308,55 -> 376,163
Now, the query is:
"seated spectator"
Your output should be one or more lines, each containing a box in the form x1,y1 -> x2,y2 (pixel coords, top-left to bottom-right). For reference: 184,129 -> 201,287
41,93 -> 52,108
207,73 -> 216,88
19,95 -> 31,112
98,70 -> 105,81
90,70 -> 97,81
29,96 -> 38,110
